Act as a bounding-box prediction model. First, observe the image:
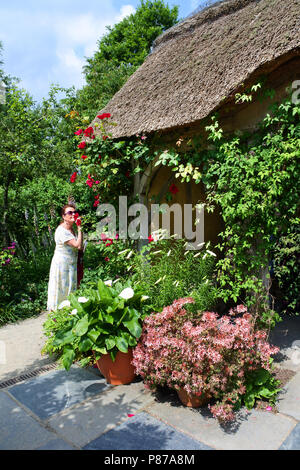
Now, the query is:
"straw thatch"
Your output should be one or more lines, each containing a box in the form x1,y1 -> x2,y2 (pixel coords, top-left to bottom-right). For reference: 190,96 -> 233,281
93,0 -> 300,139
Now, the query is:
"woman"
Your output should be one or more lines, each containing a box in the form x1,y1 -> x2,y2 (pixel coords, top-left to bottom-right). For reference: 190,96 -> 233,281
47,203 -> 83,311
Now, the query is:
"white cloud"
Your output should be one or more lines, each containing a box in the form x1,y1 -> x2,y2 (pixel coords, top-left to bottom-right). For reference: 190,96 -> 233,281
115,4 -> 136,22
52,6 -> 136,91
0,3 -> 137,101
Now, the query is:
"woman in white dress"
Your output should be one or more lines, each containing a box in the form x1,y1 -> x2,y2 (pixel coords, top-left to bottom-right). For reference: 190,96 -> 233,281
47,204 -> 83,311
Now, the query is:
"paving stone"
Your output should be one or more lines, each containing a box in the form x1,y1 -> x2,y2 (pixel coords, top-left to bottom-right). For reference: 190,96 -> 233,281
35,438 -> 77,450
48,381 -> 156,448
7,365 -> 111,420
83,411 -> 213,450
277,373 -> 300,420
279,422 -> 300,450
0,391 -> 60,450
145,401 -> 296,450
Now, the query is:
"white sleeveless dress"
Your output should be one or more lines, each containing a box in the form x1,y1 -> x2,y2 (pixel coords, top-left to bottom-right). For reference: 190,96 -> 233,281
47,225 -> 78,311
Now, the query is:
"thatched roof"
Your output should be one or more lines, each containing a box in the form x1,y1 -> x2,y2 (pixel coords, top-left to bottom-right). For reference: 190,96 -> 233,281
93,0 -> 300,139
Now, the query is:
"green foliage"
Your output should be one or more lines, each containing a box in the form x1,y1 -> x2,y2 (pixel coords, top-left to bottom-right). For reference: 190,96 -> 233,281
76,237 -> 136,290
42,279 -> 149,369
272,221 -> 300,314
79,0 -> 179,116
241,366 -> 281,410
131,237 -> 219,314
0,246 -> 52,326
154,88 -> 299,326
201,94 -> 300,324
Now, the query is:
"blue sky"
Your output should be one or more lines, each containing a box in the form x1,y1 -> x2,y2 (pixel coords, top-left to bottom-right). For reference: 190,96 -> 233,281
0,0 -> 202,103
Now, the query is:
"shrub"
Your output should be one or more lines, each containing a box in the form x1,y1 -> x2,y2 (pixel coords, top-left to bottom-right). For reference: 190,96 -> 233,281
132,299 -> 280,423
42,279 -> 151,369
131,238 -> 219,314
272,221 -> 300,315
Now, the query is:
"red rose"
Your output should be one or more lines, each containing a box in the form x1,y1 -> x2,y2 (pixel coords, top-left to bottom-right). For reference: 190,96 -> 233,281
169,183 -> 179,195
104,257 -> 109,262
75,218 -> 81,227
70,172 -> 77,183
81,155 -> 88,160
74,212 -> 79,220
148,235 -> 154,242
74,129 -> 83,135
105,238 -> 113,247
83,127 -> 94,137
97,113 -> 111,120
86,174 -> 95,188
78,142 -> 86,149
102,135 -> 108,141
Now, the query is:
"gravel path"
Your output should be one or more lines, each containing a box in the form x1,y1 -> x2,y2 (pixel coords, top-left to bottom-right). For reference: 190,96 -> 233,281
0,311 -> 55,383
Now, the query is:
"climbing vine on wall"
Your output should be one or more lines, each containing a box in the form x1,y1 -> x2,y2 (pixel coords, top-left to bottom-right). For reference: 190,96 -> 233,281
154,87 -> 300,327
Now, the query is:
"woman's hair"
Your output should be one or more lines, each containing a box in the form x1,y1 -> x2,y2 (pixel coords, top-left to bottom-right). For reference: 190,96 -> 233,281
59,203 -> 76,224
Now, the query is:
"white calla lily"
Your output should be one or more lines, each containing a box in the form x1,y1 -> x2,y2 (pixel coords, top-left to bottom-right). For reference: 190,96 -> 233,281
119,287 -> 134,300
70,309 -> 77,315
78,296 -> 89,303
104,280 -> 113,286
207,250 -> 216,257
141,295 -> 149,301
58,300 -> 71,309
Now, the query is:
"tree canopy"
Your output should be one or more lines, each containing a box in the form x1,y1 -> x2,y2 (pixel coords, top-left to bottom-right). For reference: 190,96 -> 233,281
77,0 -> 179,118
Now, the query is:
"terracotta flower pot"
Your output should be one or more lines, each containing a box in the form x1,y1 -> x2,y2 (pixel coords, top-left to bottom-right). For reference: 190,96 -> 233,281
95,348 -> 136,385
177,388 -> 209,408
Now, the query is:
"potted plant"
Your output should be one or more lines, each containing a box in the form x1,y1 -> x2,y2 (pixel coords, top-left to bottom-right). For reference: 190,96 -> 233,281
48,279 -> 150,384
132,298 -> 281,422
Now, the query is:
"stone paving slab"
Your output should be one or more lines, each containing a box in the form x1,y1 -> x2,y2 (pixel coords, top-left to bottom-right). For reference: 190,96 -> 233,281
0,311 -> 53,382
83,411 -> 213,450
47,381 -> 156,448
279,422 -> 300,450
277,373 -> 300,421
35,438 -> 77,450
145,400 -> 297,450
0,391 -> 62,450
6,365 -> 111,420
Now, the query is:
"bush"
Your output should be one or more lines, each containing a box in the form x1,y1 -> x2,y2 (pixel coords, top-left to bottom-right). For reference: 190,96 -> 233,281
132,299 -> 280,423
272,222 -> 300,315
130,238 -> 219,314
0,245 -> 52,326
42,279 -> 151,369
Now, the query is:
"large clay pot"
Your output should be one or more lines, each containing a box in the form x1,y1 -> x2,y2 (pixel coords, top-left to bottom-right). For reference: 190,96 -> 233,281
177,388 -> 209,408
95,348 -> 136,385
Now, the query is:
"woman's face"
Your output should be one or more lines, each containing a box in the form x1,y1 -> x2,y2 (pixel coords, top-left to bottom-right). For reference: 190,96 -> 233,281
63,206 -> 76,224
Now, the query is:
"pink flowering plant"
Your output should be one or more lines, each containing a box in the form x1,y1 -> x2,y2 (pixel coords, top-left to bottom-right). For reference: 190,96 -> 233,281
132,298 -> 280,423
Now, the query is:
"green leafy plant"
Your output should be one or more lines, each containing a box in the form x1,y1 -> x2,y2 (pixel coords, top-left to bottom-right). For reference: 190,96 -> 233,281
43,279 -> 150,370
130,237 -> 219,314
241,365 -> 281,410
151,88 -> 299,327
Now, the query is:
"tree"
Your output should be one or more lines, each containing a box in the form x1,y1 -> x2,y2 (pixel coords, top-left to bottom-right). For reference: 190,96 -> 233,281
0,76 -> 79,246
77,0 -> 179,118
